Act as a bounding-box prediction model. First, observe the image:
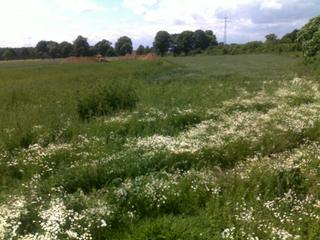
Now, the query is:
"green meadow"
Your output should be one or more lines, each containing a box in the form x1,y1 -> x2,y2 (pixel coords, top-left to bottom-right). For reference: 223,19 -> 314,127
1,54 -> 320,239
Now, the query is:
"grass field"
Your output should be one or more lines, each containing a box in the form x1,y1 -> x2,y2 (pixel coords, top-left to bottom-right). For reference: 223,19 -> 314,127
1,54 -> 320,239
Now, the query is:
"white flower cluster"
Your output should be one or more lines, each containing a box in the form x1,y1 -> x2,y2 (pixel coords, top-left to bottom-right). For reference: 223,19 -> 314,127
0,197 -> 26,239
7,143 -> 73,168
116,170 -> 218,210
232,142 -> 320,179
16,197 -> 94,240
221,227 -> 235,239
230,191 -> 319,239
127,77 -> 320,157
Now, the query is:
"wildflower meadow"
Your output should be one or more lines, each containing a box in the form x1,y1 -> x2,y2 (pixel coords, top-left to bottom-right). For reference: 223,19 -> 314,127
1,54 -> 320,239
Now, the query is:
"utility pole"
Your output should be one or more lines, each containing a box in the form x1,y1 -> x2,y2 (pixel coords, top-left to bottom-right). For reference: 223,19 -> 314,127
223,16 -> 229,45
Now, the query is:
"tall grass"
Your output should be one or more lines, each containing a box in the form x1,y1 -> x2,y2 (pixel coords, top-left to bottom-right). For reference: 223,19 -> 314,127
1,55 -> 319,239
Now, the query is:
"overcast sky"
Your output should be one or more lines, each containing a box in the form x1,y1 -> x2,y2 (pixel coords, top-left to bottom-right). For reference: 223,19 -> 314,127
0,0 -> 319,48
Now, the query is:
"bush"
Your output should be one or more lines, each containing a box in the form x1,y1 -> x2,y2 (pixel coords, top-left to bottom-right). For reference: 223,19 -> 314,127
297,16 -> 320,61
77,82 -> 138,120
189,48 -> 203,56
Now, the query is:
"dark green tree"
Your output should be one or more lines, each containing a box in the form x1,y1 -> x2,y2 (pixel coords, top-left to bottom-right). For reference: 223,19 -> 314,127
144,46 -> 151,54
170,34 -> 182,56
36,41 -> 49,58
153,31 -> 171,56
177,31 -> 195,55
193,30 -> 211,50
136,45 -> 145,55
2,49 -> 17,60
88,46 -> 96,56
243,41 -> 263,52
281,29 -> 299,43
59,41 -> 73,58
94,39 -> 112,56
73,35 -> 90,57
106,47 -> 116,57
115,36 -> 133,56
20,48 -> 31,59
265,34 -> 278,44
205,30 -> 218,46
47,41 -> 60,58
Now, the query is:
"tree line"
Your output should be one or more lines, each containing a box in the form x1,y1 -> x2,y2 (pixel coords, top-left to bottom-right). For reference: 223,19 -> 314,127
152,17 -> 320,60
0,35 -> 138,60
0,29 -> 302,60
153,30 -> 218,56
203,15 -> 320,62
205,30 -> 300,56
0,15 -> 319,61
0,29 -> 218,60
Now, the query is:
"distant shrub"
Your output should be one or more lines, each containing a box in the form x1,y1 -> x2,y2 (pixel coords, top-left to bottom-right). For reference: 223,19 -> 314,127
77,82 -> 138,120
189,48 -> 203,56
205,42 -> 298,56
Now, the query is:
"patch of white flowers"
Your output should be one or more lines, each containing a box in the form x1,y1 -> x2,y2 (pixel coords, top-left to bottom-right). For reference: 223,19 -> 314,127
222,227 -> 236,239
0,197 -> 26,239
2,76 -> 320,238
116,170 -> 219,210
232,142 -> 320,179
127,77 -> 320,156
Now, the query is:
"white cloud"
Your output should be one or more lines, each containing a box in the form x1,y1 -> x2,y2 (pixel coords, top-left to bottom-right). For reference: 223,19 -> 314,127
260,0 -> 282,10
0,0 -> 318,48
121,0 -> 257,43
53,0 -> 107,13
121,0 -> 318,44
0,0 -> 118,47
122,0 -> 160,14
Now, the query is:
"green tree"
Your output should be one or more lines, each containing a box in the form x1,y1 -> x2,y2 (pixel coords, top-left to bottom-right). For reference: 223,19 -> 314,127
20,48 -> 31,59
193,30 -> 211,50
88,46 -> 96,56
2,49 -> 16,60
170,34 -> 182,56
36,40 -> 49,58
106,47 -> 116,57
265,33 -> 278,44
205,30 -> 218,46
47,41 -> 60,58
281,29 -> 299,43
115,36 -> 133,56
243,41 -> 263,52
136,45 -> 145,55
297,16 -> 320,60
153,31 -> 171,56
59,41 -> 73,58
73,35 -> 90,57
144,46 -> 151,54
177,31 -> 195,55
94,39 -> 112,56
